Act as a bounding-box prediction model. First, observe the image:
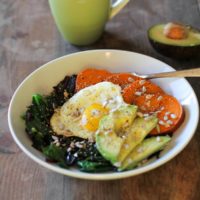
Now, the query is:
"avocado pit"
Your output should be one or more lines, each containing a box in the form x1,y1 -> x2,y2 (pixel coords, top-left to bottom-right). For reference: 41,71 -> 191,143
163,22 -> 189,40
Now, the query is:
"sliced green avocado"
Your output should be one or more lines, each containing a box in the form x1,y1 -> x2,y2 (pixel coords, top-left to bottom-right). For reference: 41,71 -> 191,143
117,116 -> 158,163
148,23 -> 200,58
112,105 -> 138,135
120,136 -> 171,171
95,105 -> 137,164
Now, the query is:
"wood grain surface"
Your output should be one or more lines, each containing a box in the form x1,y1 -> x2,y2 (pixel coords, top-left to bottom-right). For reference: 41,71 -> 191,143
1,0 -> 200,200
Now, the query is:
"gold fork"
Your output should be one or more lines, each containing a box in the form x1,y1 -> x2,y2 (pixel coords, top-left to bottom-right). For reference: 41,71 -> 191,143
131,68 -> 200,79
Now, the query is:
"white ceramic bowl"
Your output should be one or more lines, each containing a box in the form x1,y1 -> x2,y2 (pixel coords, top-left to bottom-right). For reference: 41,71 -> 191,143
8,50 -> 199,180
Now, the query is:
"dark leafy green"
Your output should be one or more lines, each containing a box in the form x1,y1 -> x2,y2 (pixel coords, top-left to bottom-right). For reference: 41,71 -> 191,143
78,160 -> 115,172
25,75 -> 76,150
42,144 -> 65,162
25,94 -> 53,150
24,75 -> 113,172
42,144 -> 68,167
46,75 -> 76,108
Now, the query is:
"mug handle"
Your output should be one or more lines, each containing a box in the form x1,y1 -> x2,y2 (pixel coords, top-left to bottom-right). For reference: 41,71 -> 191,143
109,0 -> 129,19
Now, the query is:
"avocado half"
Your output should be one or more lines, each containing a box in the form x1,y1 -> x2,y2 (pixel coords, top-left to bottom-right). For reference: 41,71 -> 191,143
148,23 -> 200,59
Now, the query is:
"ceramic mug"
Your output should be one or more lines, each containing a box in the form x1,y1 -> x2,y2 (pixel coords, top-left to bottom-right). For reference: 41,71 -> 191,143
49,0 -> 129,45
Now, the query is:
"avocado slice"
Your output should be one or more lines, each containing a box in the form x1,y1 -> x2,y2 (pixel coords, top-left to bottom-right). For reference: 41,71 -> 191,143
95,105 -> 137,164
117,116 -> 158,163
120,136 -> 171,170
112,105 -> 138,135
148,23 -> 200,59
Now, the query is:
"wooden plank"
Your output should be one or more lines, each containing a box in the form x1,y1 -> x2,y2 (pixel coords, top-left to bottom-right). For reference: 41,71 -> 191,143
0,0 -> 63,200
0,0 -> 200,199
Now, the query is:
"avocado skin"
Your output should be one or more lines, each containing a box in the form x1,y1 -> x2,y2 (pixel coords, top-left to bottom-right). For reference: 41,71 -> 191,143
149,37 -> 200,59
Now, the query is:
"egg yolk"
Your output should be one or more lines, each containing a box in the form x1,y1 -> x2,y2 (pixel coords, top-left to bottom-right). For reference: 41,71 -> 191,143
81,103 -> 109,131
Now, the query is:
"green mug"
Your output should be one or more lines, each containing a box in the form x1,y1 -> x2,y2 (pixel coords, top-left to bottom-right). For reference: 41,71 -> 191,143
49,0 -> 129,46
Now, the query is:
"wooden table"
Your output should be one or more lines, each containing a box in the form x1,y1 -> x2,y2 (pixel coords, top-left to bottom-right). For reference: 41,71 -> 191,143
1,0 -> 200,199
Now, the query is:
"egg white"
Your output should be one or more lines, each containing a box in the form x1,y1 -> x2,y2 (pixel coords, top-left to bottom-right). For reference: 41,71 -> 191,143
50,82 -> 126,140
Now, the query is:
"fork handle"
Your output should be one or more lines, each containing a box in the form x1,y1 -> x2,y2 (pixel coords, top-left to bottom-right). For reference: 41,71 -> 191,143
146,68 -> 200,79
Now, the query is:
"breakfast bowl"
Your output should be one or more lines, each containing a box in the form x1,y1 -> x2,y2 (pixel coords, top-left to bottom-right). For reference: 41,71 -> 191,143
8,50 -> 199,180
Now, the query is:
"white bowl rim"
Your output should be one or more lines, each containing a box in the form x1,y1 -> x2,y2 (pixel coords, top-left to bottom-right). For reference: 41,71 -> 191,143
8,49 -> 199,180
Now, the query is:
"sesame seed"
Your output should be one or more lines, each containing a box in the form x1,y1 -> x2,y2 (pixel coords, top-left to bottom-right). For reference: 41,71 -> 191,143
55,142 -> 60,147
163,116 -> 168,121
81,115 -> 87,126
79,108 -> 84,113
155,110 -> 161,114
104,131 -> 112,135
75,142 -> 84,148
123,122 -> 130,129
102,100 -> 108,107
52,103 -> 56,109
156,136 -> 161,142
128,77 -> 134,82
122,135 -> 127,139
157,96 -> 163,101
67,147 -> 72,152
124,144 -> 129,149
167,120 -> 173,125
142,86 -> 147,93
108,98 -> 115,104
70,142 -> 75,148
146,94 -> 153,99
128,158 -> 132,164
135,91 -> 142,96
137,112 -> 143,117
160,106 -> 165,111
74,153 -> 78,157
137,147 -> 144,153
159,120 -> 165,125
52,135 -> 58,140
170,114 -> 177,119
114,162 -> 121,167
52,140 -> 58,144
144,115 -> 154,121
165,111 -> 171,115
88,137 -> 95,143
143,113 -> 149,117
139,80 -> 146,85
91,109 -> 100,116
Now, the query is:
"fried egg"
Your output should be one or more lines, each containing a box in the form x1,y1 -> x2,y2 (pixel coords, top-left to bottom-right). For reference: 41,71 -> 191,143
50,82 -> 126,140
